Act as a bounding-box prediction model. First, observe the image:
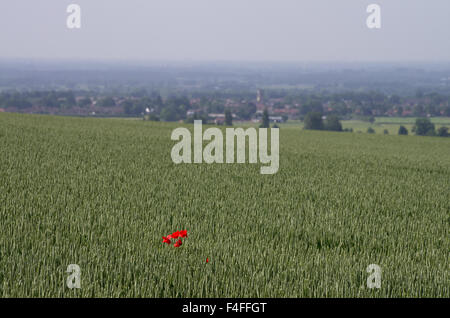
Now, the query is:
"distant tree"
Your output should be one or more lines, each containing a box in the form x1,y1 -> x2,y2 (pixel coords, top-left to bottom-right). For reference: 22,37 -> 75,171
300,100 -> 323,116
59,91 -> 76,108
159,97 -> 191,121
185,113 -> 208,124
39,93 -> 59,108
206,101 -> 225,114
389,94 -> 401,104
413,118 -> 435,136
155,95 -> 163,106
383,129 -> 389,135
260,108 -> 270,128
132,104 -> 145,115
304,112 -> 323,130
429,92 -> 444,108
324,115 -> 342,131
153,95 -> 164,113
97,97 -> 116,107
444,106 -> 450,117
147,114 -> 160,121
160,106 -> 180,121
367,127 -> 375,134
225,109 -> 233,126
7,95 -> 32,109
122,100 -> 144,115
413,105 -> 425,117
425,129 -> 436,136
184,116 -> 194,124
77,97 -> 91,108
437,126 -> 449,137
65,91 -> 76,107
136,97 -> 152,111
398,125 -> 408,135
237,102 -> 256,120
122,100 -> 134,115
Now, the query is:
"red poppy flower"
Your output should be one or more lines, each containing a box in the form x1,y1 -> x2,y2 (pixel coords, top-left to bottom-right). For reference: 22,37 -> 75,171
166,234 -> 172,240
162,236 -> 171,244
206,258 -> 209,263
174,239 -> 182,247
171,231 -> 180,239
179,230 -> 187,238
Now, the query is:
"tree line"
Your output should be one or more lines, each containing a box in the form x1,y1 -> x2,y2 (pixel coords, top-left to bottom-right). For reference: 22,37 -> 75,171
303,112 -> 449,137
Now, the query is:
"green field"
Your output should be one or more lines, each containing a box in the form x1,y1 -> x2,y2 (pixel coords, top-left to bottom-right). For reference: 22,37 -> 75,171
282,117 -> 450,135
342,117 -> 450,135
0,113 -> 449,297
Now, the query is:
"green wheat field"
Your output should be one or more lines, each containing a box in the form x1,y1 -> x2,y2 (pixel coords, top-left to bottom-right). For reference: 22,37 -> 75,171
0,112 -> 449,297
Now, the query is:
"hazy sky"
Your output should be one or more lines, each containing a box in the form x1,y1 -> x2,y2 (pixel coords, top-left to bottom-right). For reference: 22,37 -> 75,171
0,0 -> 449,62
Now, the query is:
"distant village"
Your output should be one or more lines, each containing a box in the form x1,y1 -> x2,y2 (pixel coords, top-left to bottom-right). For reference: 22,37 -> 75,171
1,88 -> 449,122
